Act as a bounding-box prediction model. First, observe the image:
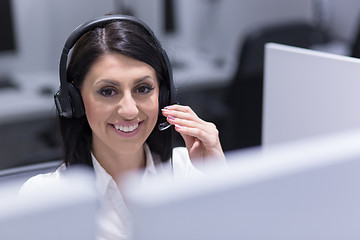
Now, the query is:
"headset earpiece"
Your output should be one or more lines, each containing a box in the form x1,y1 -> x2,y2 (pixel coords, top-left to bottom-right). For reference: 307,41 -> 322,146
159,83 -> 170,108
67,83 -> 85,118
54,83 -> 84,118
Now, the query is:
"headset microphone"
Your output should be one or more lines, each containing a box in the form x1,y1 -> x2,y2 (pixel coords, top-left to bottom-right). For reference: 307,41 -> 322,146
159,122 -> 173,131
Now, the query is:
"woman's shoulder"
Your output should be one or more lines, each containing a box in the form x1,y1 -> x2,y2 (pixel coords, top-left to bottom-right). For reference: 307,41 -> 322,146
19,163 -> 66,196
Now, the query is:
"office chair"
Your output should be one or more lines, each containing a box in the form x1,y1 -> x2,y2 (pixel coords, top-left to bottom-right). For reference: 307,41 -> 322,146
223,21 -> 319,150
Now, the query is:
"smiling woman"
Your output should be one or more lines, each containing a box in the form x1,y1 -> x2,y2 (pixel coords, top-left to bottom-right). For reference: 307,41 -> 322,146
81,53 -> 160,176
20,14 -> 226,240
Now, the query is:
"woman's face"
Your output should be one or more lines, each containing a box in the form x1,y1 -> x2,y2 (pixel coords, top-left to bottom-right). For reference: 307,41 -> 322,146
80,53 -> 159,156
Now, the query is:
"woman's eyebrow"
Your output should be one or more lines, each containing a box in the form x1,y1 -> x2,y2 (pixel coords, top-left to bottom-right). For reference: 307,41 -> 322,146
95,75 -> 155,86
95,79 -> 120,86
134,75 -> 155,84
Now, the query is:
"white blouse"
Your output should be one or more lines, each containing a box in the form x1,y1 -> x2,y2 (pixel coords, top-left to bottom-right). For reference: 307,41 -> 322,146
20,145 -> 199,240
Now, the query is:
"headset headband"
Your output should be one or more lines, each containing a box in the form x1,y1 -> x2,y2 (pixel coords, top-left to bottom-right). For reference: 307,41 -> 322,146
55,14 -> 175,118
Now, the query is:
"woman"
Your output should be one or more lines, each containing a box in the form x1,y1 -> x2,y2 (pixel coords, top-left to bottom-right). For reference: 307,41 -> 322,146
21,15 -> 226,239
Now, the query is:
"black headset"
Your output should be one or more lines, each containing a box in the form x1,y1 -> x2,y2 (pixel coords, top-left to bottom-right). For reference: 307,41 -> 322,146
54,14 -> 176,119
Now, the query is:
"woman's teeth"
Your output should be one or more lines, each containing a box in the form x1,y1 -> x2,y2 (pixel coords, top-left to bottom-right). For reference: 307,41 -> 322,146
114,123 -> 139,132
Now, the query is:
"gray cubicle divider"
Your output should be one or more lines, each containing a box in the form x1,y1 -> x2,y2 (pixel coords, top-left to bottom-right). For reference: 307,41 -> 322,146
263,43 -> 360,146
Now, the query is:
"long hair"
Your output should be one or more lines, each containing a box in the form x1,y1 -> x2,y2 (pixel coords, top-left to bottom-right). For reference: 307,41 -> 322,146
59,18 -> 173,167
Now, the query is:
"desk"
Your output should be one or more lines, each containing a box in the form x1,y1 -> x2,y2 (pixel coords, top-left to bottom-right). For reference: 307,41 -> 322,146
0,71 -> 59,124
0,71 -> 59,169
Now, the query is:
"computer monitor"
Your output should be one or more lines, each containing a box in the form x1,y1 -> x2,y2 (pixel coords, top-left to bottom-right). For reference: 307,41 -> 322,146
124,129 -> 360,240
0,0 -> 17,53
0,0 -> 17,86
0,167 -> 98,240
262,43 -> 360,146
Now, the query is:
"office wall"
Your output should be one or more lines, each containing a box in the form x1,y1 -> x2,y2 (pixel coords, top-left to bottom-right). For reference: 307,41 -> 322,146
132,0 -> 314,73
1,0 -> 359,79
0,0 -> 51,75
211,0 -> 360,54
212,0 -> 314,64
327,0 -> 360,42
133,0 -> 360,63
0,0 -> 114,76
46,0 -> 115,72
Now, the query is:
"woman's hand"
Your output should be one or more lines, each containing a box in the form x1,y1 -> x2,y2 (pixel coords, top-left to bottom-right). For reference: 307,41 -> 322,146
161,105 -> 226,166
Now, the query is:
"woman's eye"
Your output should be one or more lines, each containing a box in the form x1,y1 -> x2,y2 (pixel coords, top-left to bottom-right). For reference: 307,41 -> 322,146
97,88 -> 116,97
136,85 -> 154,94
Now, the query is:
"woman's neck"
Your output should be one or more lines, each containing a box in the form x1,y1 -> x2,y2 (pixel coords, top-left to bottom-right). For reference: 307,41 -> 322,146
92,143 -> 146,182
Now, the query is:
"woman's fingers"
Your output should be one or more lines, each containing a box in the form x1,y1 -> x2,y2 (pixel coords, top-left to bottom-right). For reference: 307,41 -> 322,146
163,104 -> 194,113
162,105 -> 199,123
162,104 -> 226,165
162,105 -> 219,147
162,105 -> 204,134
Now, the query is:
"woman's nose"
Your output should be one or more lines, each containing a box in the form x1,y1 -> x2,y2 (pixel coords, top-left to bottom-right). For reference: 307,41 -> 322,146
117,92 -> 139,120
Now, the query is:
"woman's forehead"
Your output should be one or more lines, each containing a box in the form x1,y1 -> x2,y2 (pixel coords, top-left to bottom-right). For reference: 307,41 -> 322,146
84,53 -> 158,86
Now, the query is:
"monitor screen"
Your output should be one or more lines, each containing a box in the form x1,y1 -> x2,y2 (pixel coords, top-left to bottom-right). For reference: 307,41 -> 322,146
0,0 -> 17,52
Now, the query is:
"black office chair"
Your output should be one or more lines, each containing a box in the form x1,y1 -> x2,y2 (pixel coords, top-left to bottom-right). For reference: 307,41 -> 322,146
222,21 -> 320,151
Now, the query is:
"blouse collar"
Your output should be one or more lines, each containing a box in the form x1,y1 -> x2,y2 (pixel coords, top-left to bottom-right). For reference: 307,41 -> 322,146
91,143 -> 160,196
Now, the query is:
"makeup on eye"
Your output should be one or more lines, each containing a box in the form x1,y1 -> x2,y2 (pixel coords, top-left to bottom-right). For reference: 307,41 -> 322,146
134,84 -> 155,94
94,76 -> 157,97
97,87 -> 117,97
95,80 -> 120,97
96,83 -> 155,98
133,75 -> 157,95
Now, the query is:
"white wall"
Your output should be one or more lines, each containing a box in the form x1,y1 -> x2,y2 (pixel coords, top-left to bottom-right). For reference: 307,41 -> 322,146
133,0 -> 360,63
327,0 -> 360,42
0,0 -> 51,75
210,0 -> 314,64
1,0 -> 360,79
0,0 -> 114,77
131,0 -> 314,74
47,0 -> 116,72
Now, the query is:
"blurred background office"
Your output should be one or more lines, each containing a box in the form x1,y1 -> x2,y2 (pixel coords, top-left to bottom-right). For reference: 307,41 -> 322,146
1,0 -> 360,172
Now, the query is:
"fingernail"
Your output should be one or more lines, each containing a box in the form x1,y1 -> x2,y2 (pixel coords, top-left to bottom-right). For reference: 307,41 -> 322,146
175,124 -> 181,130
168,115 -> 175,120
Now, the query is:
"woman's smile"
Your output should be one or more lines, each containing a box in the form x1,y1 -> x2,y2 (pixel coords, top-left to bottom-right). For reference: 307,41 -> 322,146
110,121 -> 143,137
113,122 -> 139,133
